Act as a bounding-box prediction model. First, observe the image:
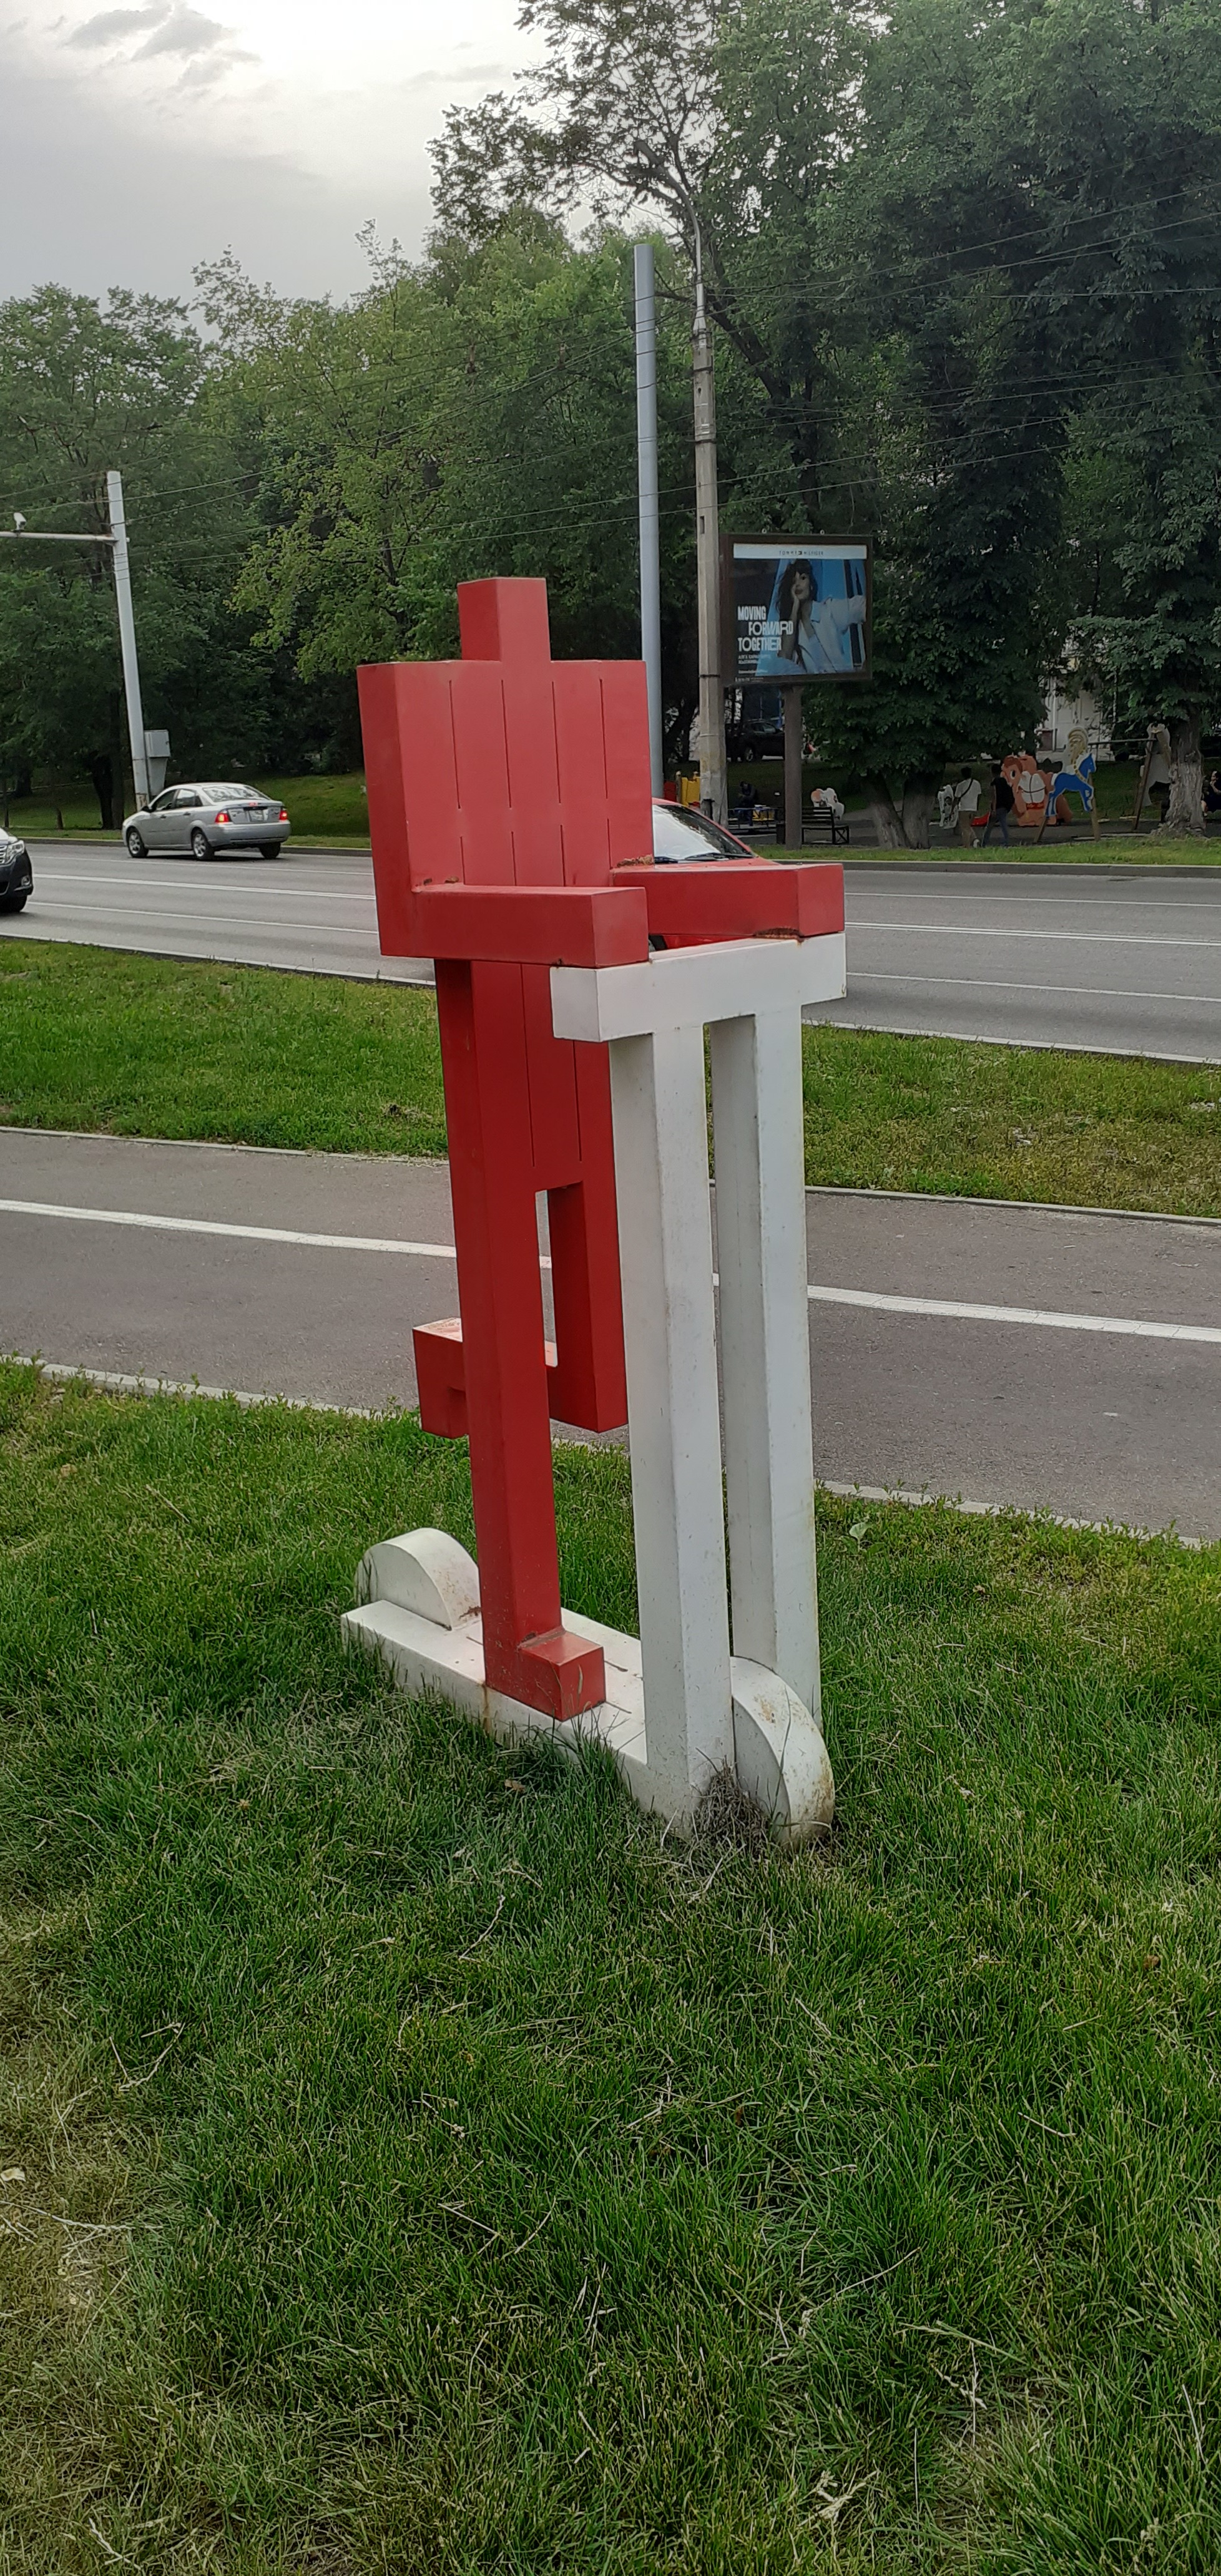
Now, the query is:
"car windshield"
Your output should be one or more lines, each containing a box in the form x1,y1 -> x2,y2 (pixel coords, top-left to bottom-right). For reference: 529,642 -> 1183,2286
652,803 -> 744,862
202,784 -> 258,801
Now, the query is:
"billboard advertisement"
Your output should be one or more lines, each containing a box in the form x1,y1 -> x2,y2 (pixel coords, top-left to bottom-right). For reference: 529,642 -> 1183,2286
722,537 -> 871,685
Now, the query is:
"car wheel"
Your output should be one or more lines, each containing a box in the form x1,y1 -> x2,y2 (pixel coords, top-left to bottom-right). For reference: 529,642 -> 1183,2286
0,891 -> 29,913
125,826 -> 147,857
258,840 -> 282,856
190,827 -> 214,861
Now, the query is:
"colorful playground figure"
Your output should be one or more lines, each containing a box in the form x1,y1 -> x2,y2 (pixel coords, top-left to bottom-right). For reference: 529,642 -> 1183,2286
1044,724 -> 1096,819
343,579 -> 847,1838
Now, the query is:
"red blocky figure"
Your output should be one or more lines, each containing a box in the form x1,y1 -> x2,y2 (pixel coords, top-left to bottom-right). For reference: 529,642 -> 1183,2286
357,577 -> 843,1743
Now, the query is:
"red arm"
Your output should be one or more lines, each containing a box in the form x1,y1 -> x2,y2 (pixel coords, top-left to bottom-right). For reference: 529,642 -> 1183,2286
611,861 -> 843,943
386,882 -> 650,967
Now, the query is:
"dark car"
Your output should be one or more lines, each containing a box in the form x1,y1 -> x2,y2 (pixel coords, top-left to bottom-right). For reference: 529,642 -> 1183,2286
0,829 -> 32,913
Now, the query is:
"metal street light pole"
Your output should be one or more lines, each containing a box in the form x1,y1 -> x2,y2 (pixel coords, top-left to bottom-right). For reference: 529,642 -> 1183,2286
692,219 -> 727,822
1,470 -> 152,811
105,471 -> 150,810
633,241 -> 664,796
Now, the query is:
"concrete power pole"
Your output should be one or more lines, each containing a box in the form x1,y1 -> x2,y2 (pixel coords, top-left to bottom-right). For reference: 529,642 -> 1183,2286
634,243 -> 664,796
692,225 -> 727,822
105,469 -> 150,811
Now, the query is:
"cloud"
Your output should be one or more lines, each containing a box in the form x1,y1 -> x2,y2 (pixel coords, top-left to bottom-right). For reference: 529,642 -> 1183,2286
67,1 -> 247,66
69,3 -> 168,42
0,33 -> 434,306
136,5 -> 232,56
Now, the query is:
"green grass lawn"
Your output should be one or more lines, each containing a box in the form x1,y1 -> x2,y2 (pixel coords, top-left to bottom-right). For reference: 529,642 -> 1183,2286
778,836 -> 1221,867
2,1362 -> 1220,2569
2,939 -> 1220,1216
4,773 -> 373,847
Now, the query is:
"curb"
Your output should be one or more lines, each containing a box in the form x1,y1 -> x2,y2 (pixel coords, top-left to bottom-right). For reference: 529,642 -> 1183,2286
3,1354 -> 1205,1548
839,856 -> 1221,879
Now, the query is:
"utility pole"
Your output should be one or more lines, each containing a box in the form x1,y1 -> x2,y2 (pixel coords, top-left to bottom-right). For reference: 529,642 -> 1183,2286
105,471 -> 150,809
692,222 -> 727,822
634,243 -> 664,797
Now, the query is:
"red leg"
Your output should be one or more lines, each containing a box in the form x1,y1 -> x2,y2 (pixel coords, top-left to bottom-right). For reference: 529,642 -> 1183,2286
434,958 -> 606,1719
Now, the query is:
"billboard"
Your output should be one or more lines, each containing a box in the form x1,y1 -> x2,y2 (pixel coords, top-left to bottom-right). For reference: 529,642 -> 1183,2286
722,537 -> 871,685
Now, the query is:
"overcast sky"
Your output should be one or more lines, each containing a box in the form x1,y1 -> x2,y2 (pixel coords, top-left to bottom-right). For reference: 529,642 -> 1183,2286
2,0 -> 534,305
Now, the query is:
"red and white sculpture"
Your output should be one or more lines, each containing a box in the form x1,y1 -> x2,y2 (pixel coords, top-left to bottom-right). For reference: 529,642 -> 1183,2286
343,578 -> 846,1839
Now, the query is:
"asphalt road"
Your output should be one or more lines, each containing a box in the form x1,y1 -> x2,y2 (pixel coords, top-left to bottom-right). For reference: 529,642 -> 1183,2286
6,840 -> 433,985
4,1127 -> 1217,1539
815,862 -> 1221,1061
6,839 -> 1220,1058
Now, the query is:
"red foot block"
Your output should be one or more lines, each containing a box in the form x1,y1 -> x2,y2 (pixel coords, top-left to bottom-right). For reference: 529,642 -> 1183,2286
514,1627 -> 607,1720
414,1319 -> 468,1437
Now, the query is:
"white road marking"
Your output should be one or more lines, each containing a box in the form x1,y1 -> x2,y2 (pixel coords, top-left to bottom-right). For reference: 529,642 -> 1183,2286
854,921 -> 1221,949
31,869 -> 378,904
1,1196 -> 1216,1343
807,1284 -> 1221,1344
19,901 -> 380,938
850,892 -> 1219,912
854,972 -> 1221,1005
0,1198 -> 458,1257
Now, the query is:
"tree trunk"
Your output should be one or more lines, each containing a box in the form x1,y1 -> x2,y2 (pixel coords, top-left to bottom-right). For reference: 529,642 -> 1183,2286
866,776 -> 938,848
865,778 -> 905,846
88,753 -> 115,831
1160,713 -> 1204,836
900,779 -> 937,848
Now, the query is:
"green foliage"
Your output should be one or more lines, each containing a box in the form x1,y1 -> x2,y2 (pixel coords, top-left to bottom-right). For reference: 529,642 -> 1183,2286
6,1 -> 1221,834
0,286 -> 211,822
436,0 -> 1221,836
213,228 -> 700,751
0,285 -> 361,824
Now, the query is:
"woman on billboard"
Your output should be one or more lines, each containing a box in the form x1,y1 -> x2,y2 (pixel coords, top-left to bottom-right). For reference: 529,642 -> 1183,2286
758,557 -> 866,676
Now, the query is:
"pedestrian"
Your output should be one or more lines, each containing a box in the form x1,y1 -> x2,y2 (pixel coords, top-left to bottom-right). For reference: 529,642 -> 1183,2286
976,763 -> 1014,846
1204,769 -> 1221,816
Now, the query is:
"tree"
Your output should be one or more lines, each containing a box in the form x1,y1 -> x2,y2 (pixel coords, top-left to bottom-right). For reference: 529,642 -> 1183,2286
431,0 -> 1071,838
0,288 -> 197,821
0,285 -> 300,822
216,227 -> 700,758
1029,0 -> 1221,833
433,0 -> 1221,841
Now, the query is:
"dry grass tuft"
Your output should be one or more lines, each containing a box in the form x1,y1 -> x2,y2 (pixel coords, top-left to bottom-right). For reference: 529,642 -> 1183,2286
692,1761 -> 773,1860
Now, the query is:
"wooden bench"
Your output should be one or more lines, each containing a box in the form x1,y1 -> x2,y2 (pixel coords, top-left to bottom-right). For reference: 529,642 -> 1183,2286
802,808 -> 851,847
730,816 -> 782,846
728,809 -> 851,848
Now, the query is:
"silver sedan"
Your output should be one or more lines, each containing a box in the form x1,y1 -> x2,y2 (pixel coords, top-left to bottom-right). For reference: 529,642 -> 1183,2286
123,782 -> 290,861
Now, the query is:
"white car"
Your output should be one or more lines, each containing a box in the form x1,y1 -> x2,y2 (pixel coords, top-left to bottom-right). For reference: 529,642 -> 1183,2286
123,783 -> 290,861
